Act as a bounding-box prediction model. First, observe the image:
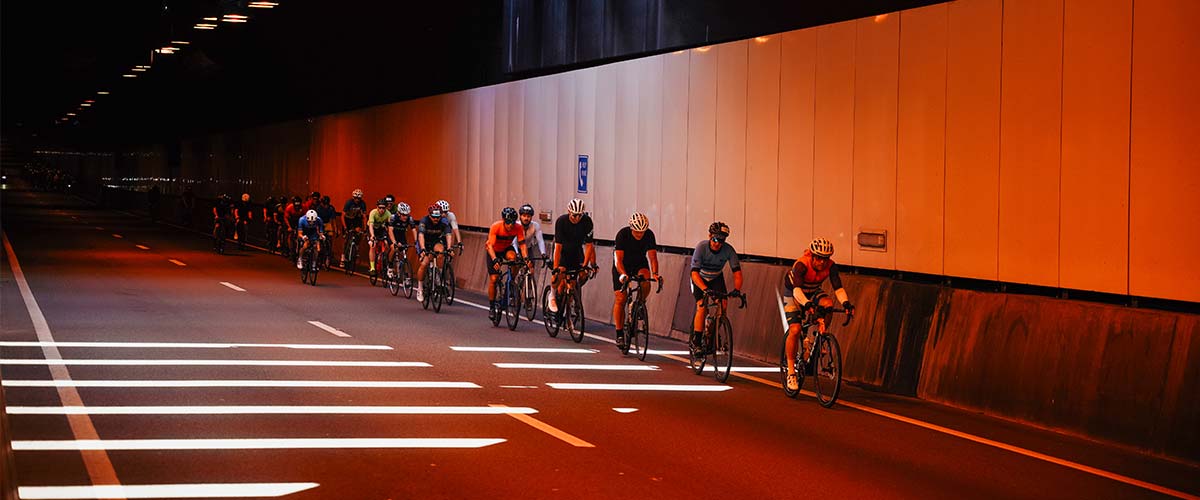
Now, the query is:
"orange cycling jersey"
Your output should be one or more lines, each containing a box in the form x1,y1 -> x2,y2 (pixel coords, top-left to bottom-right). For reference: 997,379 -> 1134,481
785,251 -> 843,296
486,221 -> 526,255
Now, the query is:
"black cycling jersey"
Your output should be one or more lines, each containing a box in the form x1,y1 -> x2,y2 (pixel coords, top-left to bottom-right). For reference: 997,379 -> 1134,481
214,200 -> 234,218
613,226 -> 657,272
343,198 -> 366,221
389,214 -> 417,244
315,204 -> 337,224
418,215 -> 451,248
554,213 -> 594,268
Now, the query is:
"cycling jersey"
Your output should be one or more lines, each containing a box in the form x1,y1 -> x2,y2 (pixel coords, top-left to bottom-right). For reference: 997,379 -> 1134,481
418,215 -> 451,249
234,201 -> 253,219
263,201 -> 281,223
315,204 -> 337,226
444,210 -> 460,233
388,213 -> 416,244
614,227 -> 657,273
297,216 -> 324,237
283,204 -> 303,228
553,213 -> 594,269
519,219 -> 546,257
342,198 -> 366,220
368,208 -> 390,229
690,240 -> 741,281
214,200 -> 234,218
487,221 -> 526,255
785,252 -> 844,298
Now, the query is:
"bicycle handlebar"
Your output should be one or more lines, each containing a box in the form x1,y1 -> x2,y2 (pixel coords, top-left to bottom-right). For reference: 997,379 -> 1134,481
705,289 -> 747,309
807,306 -> 854,327
622,275 -> 664,294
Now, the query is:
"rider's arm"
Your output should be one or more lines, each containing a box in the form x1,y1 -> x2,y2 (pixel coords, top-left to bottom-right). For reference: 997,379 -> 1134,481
448,212 -> 462,243
789,262 -> 811,307
515,224 -> 528,260
733,269 -> 744,292
690,242 -> 706,290
443,221 -> 456,249
532,221 -> 546,255
485,224 -> 499,261
553,242 -> 563,270
728,248 -> 743,291
584,242 -> 597,267
648,249 -> 659,277
829,263 -> 849,305
613,249 -> 627,277
417,219 -> 427,250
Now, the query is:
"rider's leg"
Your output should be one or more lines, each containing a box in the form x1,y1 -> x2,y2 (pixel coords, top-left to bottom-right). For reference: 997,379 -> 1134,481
368,237 -> 378,273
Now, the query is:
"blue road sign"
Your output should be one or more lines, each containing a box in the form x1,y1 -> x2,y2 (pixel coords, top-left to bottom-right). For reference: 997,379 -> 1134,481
577,155 -> 589,193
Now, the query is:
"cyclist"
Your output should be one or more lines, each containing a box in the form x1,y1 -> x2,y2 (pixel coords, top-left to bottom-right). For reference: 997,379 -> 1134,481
517,204 -> 547,259
296,209 -> 326,269
367,198 -> 391,277
341,189 -> 367,267
689,221 -> 744,358
385,194 -> 397,215
387,202 -> 417,278
435,200 -> 462,248
315,196 -> 339,265
234,193 -> 252,245
782,237 -> 855,391
303,191 -> 321,211
212,194 -> 235,242
416,204 -> 455,303
485,207 -> 531,320
283,196 -> 304,232
548,198 -> 596,313
613,212 -> 660,342
262,196 -> 279,248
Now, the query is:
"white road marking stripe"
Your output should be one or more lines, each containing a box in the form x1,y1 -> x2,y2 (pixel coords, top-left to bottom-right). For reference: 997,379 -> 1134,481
0,359 -> 429,367
219,281 -> 246,292
547,383 -> 732,392
0,341 -> 391,350
135,244 -> 150,250
451,346 -> 597,353
168,259 -> 186,266
2,233 -> 121,488
699,366 -> 778,373
489,404 -> 593,448
613,408 -> 639,413
499,385 -> 539,389
9,405 -> 537,415
13,438 -> 506,451
493,363 -> 658,371
308,320 -> 351,337
4,380 -> 478,389
18,482 -> 320,499
111,234 -> 123,239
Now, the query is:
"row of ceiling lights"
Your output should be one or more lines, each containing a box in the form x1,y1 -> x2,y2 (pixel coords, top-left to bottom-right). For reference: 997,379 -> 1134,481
56,1 -> 280,126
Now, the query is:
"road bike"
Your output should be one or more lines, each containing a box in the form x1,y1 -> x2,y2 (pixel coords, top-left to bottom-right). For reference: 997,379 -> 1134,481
342,228 -> 362,275
780,302 -> 853,407
420,250 -> 448,313
368,237 -> 389,286
299,237 -> 322,286
264,218 -> 279,255
519,256 -> 549,321
617,275 -> 662,360
490,258 -> 527,331
386,243 -> 415,298
442,242 -> 462,305
542,266 -> 595,343
212,216 -> 231,254
690,289 -> 746,383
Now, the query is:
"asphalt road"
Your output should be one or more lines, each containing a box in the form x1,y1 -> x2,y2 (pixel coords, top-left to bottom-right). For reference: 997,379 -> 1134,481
2,186 -> 1197,500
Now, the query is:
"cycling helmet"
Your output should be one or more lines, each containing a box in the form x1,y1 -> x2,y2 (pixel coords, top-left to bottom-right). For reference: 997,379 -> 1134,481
219,193 -> 230,201
567,198 -> 585,215
265,196 -> 276,205
436,200 -> 450,212
385,194 -> 395,204
708,221 -> 730,238
305,210 -> 318,222
629,212 -> 649,232
809,237 -> 834,258
428,204 -> 442,218
518,204 -> 535,216
241,193 -> 250,202
501,207 -> 518,224
321,195 -> 331,204
310,191 -> 320,199
291,196 -> 302,203
396,202 -> 411,215
352,188 -> 363,198
376,198 -> 388,206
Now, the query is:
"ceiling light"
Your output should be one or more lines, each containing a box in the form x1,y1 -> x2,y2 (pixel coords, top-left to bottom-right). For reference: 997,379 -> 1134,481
84,100 -> 94,103
194,23 -> 217,29
222,18 -> 248,23
223,14 -> 248,18
204,17 -> 218,21
67,113 -> 76,116
755,36 -> 770,43
97,91 -> 110,95
170,40 -> 190,45
132,67 -> 147,72
80,103 -> 92,107
249,1 -> 278,7
123,74 -> 137,78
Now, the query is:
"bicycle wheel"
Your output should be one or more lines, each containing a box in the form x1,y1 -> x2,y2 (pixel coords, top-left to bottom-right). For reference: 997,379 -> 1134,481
542,285 -> 559,338
431,270 -> 443,313
444,262 -> 457,305
344,240 -> 356,274
813,334 -> 842,408
505,279 -> 521,331
308,256 -> 319,286
421,270 -> 432,310
369,253 -> 380,285
401,259 -> 414,298
634,304 -> 650,361
387,257 -> 400,296
780,333 -> 800,398
300,254 -> 309,284
568,292 -> 585,343
712,317 -> 733,383
522,274 -> 537,321
689,320 -> 708,375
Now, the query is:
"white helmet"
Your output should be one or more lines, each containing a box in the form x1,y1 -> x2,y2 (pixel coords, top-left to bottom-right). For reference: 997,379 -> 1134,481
352,188 -> 363,198
305,210 -> 318,222
628,212 -> 649,231
809,237 -> 834,258
436,199 -> 450,212
567,198 -> 585,215
396,202 -> 411,215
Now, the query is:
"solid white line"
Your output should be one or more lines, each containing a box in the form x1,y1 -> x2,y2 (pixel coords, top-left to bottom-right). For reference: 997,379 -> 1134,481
0,359 -> 429,367
112,234 -> 123,239
699,366 -> 778,373
219,281 -> 246,292
451,346 -> 598,353
499,385 -> 539,389
493,363 -> 658,371
3,380 -> 479,389
135,244 -> 150,250
168,259 -> 186,266
0,341 -> 391,350
613,408 -> 639,414
489,404 -> 593,448
547,383 -> 732,392
18,482 -> 320,499
13,438 -> 507,451
1,233 -> 121,487
9,405 -> 537,415
308,321 -> 351,338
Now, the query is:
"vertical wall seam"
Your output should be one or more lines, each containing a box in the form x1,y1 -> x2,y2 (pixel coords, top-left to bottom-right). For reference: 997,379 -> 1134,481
1058,0 -> 1066,290
942,4 -> 950,278
850,21 -> 858,268
1127,0 -> 1135,297
996,0 -> 1005,283
743,41 -> 750,252
775,36 -> 784,255
895,12 -> 903,272
812,31 -> 819,247
684,51 -> 692,244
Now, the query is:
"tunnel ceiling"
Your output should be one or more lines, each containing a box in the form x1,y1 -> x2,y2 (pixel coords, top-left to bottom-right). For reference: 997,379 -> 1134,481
2,0 -> 944,149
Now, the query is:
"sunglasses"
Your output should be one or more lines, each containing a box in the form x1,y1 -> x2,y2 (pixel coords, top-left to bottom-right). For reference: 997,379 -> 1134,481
710,236 -> 726,243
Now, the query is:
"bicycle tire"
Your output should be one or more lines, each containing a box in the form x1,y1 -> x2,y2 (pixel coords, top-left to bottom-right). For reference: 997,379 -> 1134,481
780,333 -> 801,398
387,258 -> 400,296
401,259 -> 414,298
813,334 -> 842,408
505,279 -> 521,331
690,318 -> 709,375
444,262 -> 456,305
542,285 -> 559,338
431,271 -> 443,313
522,273 -> 537,321
618,319 -> 632,355
421,270 -> 432,310
309,258 -> 319,286
635,304 -> 650,361
711,317 -> 733,383
568,292 -> 585,343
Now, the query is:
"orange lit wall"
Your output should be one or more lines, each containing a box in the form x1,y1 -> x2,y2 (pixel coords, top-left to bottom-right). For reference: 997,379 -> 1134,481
178,0 -> 1199,302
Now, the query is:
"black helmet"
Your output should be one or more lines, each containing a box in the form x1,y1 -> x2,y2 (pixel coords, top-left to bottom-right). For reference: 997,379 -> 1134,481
385,194 -> 395,203
708,221 -> 730,238
518,204 -> 534,216
310,191 -> 320,199
501,207 -> 518,224
321,195 -> 331,204
291,196 -> 302,203
265,196 -> 276,204
377,198 -> 388,206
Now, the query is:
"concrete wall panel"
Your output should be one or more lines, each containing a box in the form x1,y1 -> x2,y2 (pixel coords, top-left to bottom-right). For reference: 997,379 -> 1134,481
659,51 -> 690,247
686,46 -> 719,246
614,60 -> 641,235
851,15 -> 899,269
594,65 -> 618,237
636,56 -> 665,231
745,35 -> 781,257
777,30 -> 817,259
714,41 -> 749,249
813,22 -> 856,264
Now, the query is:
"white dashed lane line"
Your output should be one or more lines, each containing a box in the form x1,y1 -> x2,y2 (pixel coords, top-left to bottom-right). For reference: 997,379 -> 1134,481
220,282 -> 246,292
168,259 -> 186,266
308,321 -> 351,338
135,245 -> 150,250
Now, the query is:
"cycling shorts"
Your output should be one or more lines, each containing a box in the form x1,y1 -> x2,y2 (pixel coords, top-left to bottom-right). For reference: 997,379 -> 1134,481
612,266 -> 650,291
690,275 -> 727,302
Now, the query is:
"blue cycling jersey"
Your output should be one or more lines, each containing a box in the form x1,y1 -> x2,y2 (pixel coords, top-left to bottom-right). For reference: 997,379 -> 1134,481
298,216 -> 324,235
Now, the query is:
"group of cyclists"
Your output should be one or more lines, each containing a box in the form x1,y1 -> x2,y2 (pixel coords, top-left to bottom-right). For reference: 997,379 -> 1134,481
215,188 -> 857,393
